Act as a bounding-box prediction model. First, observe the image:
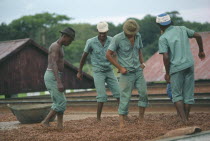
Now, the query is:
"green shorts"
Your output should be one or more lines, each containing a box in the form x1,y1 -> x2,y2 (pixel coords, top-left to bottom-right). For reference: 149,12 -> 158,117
93,70 -> 120,102
44,70 -> 67,114
170,66 -> 195,104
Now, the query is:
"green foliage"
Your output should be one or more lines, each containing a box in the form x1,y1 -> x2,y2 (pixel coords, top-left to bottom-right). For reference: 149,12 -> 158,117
107,22 -> 123,36
64,39 -> 86,63
0,23 -> 12,41
0,11 -> 209,73
2,12 -> 70,47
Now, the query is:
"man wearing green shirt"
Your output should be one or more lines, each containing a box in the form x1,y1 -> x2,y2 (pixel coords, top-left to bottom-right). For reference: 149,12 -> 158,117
156,13 -> 205,124
77,22 -> 120,121
106,19 -> 148,128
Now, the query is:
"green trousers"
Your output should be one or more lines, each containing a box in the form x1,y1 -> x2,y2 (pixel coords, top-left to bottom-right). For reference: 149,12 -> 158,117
170,66 -> 195,104
118,68 -> 148,115
93,70 -> 120,102
44,70 -> 67,114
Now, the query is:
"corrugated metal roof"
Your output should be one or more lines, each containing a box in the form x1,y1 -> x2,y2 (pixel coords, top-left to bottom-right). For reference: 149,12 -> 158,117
144,32 -> 210,82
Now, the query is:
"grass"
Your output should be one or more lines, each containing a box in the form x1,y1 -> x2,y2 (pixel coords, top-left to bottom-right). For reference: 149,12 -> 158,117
0,95 -> 5,99
17,93 -> 27,97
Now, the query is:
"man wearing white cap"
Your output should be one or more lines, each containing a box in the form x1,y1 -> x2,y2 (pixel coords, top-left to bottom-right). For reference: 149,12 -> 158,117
156,13 -> 205,124
77,22 -> 120,121
106,19 -> 148,128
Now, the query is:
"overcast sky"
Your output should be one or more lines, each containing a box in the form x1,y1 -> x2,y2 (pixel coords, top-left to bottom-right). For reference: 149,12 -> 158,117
0,0 -> 209,25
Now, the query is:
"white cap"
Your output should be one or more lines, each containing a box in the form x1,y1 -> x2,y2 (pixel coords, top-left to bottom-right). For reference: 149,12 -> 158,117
97,22 -> 109,32
156,13 -> 171,26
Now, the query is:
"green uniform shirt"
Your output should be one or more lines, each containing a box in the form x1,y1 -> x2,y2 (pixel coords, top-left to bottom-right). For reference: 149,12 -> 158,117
84,36 -> 112,72
158,26 -> 195,75
108,32 -> 144,71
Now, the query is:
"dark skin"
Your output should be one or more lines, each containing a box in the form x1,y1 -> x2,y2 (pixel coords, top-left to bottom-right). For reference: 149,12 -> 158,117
77,32 -> 108,80
160,25 -> 205,123
77,31 -> 119,121
48,34 -> 74,92
106,33 -> 146,128
41,33 -> 74,129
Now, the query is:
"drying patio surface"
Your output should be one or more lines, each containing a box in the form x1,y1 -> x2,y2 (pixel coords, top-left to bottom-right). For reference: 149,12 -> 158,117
0,106 -> 210,141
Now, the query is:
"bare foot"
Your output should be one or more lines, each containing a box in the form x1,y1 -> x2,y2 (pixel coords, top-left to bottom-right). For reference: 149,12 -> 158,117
97,118 -> 101,122
57,124 -> 63,130
138,116 -> 144,123
124,115 -> 129,121
119,122 -> 125,129
41,121 -> 50,127
182,120 -> 191,126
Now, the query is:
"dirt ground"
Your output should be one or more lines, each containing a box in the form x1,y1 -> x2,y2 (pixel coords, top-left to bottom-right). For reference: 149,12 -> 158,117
0,106 -> 210,141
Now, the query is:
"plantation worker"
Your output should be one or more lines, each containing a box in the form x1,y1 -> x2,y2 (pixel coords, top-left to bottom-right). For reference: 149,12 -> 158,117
156,13 -> 205,123
41,27 -> 75,129
77,22 -> 120,121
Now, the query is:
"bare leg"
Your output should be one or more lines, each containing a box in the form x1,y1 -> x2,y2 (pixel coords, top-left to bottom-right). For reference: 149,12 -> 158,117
124,115 -> 129,121
57,113 -> 64,129
119,115 -> 125,129
41,110 -> 57,127
184,104 -> 191,120
139,107 -> 145,121
97,102 -> 104,121
174,103 -> 180,117
174,101 -> 187,123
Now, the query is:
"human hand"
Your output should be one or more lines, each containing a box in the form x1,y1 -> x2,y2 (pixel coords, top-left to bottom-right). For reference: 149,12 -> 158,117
165,74 -> 170,83
198,51 -> 205,61
57,82 -> 64,92
119,67 -> 127,74
140,63 -> 146,69
77,72 -> 83,80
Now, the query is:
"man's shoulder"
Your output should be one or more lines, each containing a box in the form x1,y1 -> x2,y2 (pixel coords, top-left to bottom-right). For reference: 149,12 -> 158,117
113,32 -> 124,40
159,34 -> 166,41
86,36 -> 97,44
50,41 -> 60,48
175,25 -> 186,29
49,42 -> 60,51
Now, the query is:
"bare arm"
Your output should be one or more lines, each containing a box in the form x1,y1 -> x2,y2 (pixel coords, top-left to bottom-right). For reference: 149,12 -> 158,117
163,52 -> 170,83
193,32 -> 205,60
77,52 -> 89,80
106,50 -> 127,74
139,49 -> 145,69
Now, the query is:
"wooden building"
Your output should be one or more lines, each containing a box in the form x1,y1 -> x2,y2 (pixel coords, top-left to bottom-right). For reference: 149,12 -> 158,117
0,38 -> 94,97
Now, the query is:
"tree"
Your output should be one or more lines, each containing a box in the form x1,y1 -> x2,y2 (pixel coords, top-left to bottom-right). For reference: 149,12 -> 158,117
6,12 -> 71,46
0,11 -> 209,66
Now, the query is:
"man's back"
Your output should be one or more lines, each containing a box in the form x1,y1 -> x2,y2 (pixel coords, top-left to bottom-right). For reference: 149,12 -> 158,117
159,26 -> 195,74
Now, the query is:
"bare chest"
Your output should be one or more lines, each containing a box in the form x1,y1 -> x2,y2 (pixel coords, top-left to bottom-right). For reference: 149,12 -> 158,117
128,38 -> 135,46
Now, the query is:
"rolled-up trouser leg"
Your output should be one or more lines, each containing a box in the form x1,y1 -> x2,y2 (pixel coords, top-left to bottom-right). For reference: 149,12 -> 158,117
44,71 -> 67,114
